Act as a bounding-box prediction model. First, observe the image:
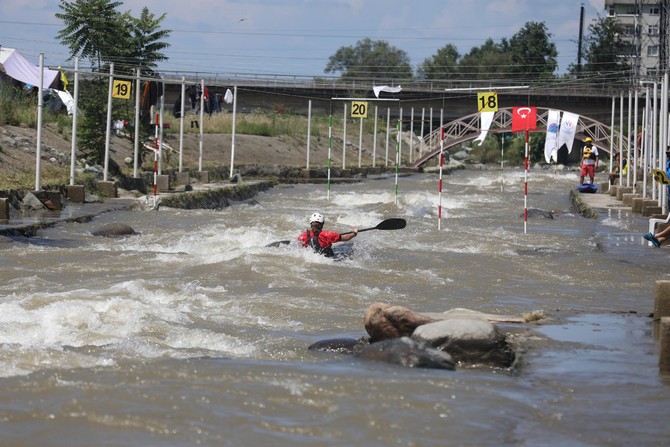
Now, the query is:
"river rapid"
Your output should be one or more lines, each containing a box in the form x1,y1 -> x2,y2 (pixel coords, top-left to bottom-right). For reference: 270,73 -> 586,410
1,168 -> 669,446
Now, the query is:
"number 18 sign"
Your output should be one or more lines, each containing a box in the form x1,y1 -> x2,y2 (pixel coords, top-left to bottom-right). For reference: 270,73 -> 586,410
477,92 -> 498,113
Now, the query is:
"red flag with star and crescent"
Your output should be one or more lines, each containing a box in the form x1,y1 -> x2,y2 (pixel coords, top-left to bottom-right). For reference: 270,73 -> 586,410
512,106 -> 537,133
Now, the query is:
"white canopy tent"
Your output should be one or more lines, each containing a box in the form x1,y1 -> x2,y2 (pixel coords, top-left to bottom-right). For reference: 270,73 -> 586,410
0,47 -> 60,89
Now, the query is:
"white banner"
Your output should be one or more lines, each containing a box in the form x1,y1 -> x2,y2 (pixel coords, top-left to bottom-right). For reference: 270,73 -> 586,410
544,110 -> 560,163
473,111 -> 495,146
558,111 -> 580,154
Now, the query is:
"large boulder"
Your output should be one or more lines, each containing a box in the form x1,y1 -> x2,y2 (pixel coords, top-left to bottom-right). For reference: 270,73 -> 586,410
412,319 -> 516,368
364,302 -> 435,342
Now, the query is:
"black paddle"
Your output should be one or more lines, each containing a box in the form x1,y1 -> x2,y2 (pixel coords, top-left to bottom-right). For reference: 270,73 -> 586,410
265,218 -> 407,248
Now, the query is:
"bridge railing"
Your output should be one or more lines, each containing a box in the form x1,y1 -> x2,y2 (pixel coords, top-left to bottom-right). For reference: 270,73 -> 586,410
411,107 -> 629,168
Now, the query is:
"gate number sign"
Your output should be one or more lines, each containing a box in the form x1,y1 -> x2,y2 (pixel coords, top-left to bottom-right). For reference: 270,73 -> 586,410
112,80 -> 132,99
477,92 -> 498,112
351,101 -> 368,118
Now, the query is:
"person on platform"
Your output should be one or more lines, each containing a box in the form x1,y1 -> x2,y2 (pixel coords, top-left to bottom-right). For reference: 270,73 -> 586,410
608,152 -> 627,185
580,137 -> 599,185
298,212 -> 357,257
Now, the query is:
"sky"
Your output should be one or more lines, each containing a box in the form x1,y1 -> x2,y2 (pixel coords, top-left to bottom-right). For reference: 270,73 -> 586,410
0,0 -> 605,78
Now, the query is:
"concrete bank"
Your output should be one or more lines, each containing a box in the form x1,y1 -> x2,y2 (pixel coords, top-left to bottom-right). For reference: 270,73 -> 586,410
0,180 -> 276,238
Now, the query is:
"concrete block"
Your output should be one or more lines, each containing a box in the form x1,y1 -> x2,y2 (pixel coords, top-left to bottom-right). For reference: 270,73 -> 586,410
616,186 -> 633,201
660,317 -> 670,375
0,198 -> 9,220
66,185 -> 85,203
156,174 -> 170,192
175,171 -> 190,186
196,171 -> 209,183
609,185 -> 618,196
97,181 -> 117,198
622,193 -> 639,206
632,197 -> 645,213
598,182 -> 609,193
643,206 -> 663,217
654,281 -> 670,322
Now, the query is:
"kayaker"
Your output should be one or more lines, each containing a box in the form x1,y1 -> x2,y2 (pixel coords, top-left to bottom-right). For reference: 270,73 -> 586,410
580,137 -> 599,185
298,212 -> 358,257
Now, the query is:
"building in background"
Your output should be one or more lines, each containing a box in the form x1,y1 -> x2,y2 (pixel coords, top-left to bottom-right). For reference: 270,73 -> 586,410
605,0 -> 669,79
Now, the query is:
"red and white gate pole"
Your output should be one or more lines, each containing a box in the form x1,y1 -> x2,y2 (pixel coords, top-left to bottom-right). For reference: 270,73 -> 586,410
523,129 -> 529,234
438,127 -> 445,230
152,113 -> 159,207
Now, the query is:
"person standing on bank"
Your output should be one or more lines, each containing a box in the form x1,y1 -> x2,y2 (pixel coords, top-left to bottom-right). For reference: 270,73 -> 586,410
298,212 -> 357,257
580,137 -> 599,185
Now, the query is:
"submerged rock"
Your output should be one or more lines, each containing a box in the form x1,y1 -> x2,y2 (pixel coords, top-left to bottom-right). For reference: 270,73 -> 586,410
308,338 -> 365,354
356,337 -> 455,370
91,223 -> 138,237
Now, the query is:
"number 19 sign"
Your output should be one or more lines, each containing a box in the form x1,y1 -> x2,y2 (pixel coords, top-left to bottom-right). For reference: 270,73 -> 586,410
112,80 -> 132,100
477,92 -> 498,113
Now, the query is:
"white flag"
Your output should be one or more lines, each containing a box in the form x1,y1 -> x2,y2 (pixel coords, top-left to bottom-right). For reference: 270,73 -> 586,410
558,111 -> 579,154
473,111 -> 495,146
373,85 -> 402,98
224,88 -> 234,104
544,110 -> 560,163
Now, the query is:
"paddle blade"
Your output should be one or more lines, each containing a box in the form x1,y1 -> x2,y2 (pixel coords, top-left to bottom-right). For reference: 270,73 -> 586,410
374,218 -> 406,231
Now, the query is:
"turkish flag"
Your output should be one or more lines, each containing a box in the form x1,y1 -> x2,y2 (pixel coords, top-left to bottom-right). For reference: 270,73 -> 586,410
512,107 -> 537,133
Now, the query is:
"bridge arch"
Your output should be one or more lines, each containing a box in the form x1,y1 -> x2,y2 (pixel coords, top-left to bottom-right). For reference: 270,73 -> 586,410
410,107 -> 627,168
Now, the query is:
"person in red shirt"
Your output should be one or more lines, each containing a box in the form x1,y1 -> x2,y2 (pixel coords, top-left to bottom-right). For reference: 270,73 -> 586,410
298,212 -> 358,257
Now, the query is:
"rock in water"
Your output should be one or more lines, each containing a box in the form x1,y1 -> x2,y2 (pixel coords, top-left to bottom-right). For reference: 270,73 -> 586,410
91,223 -> 138,237
356,337 -> 455,370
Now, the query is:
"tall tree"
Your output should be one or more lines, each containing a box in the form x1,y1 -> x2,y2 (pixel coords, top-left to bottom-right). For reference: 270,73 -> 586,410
55,0 -> 126,71
417,44 -> 460,80
457,38 -> 511,80
56,0 -> 172,166
325,38 -> 413,80
577,15 -> 630,86
508,21 -> 557,80
124,7 -> 171,77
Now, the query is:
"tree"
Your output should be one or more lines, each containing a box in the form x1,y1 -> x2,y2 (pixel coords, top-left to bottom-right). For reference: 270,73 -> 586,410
576,15 -> 630,87
124,7 -> 171,77
457,38 -> 511,80
56,0 -> 172,165
508,21 -> 557,80
417,44 -> 460,80
325,38 -> 413,80
55,0 -> 127,71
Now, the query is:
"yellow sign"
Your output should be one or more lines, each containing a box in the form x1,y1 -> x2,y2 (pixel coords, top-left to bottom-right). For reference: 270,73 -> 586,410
477,92 -> 498,112
112,80 -> 132,99
351,101 -> 368,118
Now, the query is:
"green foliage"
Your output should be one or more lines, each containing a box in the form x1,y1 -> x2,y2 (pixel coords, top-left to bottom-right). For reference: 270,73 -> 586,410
508,22 -> 557,79
325,38 -> 413,80
576,15 -> 630,86
458,38 -> 512,79
56,0 -> 126,71
55,0 -> 171,164
417,44 -> 460,80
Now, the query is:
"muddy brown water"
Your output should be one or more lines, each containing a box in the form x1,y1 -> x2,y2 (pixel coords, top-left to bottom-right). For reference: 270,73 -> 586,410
1,168 -> 668,446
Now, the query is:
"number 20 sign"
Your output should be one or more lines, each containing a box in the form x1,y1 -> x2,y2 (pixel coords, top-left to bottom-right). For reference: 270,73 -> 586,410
477,92 -> 498,113
351,101 -> 368,118
112,80 -> 132,100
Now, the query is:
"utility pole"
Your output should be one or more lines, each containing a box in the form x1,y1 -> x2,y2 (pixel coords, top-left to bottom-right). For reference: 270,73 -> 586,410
577,3 -> 585,76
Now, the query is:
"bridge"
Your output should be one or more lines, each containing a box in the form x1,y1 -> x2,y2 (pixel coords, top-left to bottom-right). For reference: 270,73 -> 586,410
160,76 -> 619,125
410,107 -> 625,168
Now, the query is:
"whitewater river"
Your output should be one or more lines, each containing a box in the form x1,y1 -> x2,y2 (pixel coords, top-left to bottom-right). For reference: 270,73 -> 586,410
1,168 -> 669,446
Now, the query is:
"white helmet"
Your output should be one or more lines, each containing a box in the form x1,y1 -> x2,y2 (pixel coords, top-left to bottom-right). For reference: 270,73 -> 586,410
309,212 -> 325,224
